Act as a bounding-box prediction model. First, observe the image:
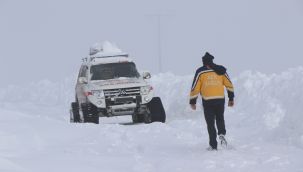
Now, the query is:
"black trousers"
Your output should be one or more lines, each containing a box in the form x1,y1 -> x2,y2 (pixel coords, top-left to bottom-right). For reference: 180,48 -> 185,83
203,99 -> 226,149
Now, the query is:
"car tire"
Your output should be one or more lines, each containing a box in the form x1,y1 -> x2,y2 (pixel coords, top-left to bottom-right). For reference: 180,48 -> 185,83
81,103 -> 99,124
132,113 -> 144,123
143,112 -> 152,124
147,97 -> 166,123
71,102 -> 81,123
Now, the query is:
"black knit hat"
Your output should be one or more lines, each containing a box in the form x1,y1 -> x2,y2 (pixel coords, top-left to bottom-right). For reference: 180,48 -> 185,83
202,52 -> 214,65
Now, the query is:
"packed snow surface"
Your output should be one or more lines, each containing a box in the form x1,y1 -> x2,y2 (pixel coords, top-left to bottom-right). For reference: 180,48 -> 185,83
1,67 -> 303,172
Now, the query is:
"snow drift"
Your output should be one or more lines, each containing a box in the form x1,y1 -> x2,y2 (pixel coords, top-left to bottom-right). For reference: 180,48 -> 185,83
152,67 -> 303,148
233,67 -> 303,148
1,67 -> 303,148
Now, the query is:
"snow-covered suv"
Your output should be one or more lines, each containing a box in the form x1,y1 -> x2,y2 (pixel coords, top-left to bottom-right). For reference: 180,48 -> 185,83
70,43 -> 166,124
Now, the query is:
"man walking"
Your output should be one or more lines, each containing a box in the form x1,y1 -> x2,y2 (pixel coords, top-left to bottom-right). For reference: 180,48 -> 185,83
190,52 -> 234,151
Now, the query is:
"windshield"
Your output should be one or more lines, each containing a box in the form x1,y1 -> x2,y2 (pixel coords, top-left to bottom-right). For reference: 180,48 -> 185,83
90,62 -> 140,80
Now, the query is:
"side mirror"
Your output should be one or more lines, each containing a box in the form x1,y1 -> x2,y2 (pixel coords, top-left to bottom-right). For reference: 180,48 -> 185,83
78,77 -> 88,84
142,71 -> 151,79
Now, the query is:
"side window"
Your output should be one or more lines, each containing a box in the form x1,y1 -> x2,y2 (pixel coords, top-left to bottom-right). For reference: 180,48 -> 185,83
79,66 -> 88,78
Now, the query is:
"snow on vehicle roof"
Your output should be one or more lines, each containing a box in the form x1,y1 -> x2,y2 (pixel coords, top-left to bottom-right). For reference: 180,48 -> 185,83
86,41 -> 133,65
89,41 -> 125,56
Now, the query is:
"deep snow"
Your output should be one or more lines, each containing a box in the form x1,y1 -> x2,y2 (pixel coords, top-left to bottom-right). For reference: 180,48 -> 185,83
1,67 -> 303,172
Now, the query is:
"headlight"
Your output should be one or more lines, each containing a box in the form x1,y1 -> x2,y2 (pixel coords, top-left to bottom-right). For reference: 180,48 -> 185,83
141,86 -> 152,95
91,90 -> 105,99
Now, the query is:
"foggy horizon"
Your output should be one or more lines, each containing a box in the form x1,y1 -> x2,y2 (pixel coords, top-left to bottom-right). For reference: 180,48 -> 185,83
1,0 -> 303,85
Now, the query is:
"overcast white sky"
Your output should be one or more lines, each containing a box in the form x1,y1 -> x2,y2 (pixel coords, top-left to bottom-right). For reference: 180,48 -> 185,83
1,0 -> 303,85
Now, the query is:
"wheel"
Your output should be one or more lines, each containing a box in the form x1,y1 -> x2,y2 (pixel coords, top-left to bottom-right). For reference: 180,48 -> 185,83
146,97 -> 166,123
143,112 -> 152,124
71,102 -> 80,123
132,113 -> 144,123
81,103 -> 99,124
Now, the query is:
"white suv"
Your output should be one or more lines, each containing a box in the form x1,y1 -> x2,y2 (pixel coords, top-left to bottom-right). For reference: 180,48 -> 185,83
70,43 -> 166,124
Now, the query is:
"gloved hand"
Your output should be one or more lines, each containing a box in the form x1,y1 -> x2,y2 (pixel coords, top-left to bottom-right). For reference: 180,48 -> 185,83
228,100 -> 234,107
190,104 -> 196,110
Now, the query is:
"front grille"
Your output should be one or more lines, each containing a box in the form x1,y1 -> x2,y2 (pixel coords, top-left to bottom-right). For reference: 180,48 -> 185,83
105,96 -> 142,106
104,87 -> 140,98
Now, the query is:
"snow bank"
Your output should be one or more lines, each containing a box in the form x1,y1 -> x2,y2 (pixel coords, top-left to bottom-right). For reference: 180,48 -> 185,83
1,67 -> 303,148
0,77 -> 74,107
151,73 -> 194,119
233,67 -> 303,148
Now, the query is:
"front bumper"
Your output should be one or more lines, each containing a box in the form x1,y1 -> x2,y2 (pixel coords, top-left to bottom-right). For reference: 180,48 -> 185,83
89,92 -> 153,108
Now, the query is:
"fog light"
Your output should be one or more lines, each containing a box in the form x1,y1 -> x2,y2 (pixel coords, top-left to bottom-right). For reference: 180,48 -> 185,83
144,97 -> 150,102
97,101 -> 102,105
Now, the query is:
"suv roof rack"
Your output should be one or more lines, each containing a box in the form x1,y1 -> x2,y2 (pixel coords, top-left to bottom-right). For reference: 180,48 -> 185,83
82,54 -> 130,63
92,53 -> 129,58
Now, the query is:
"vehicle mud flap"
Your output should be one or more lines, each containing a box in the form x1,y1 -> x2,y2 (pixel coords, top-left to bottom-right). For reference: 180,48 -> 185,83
147,97 -> 166,123
71,102 -> 80,123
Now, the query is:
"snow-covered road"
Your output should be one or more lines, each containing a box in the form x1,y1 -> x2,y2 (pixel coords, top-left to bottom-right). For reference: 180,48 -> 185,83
1,68 -> 303,172
1,107 -> 302,172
